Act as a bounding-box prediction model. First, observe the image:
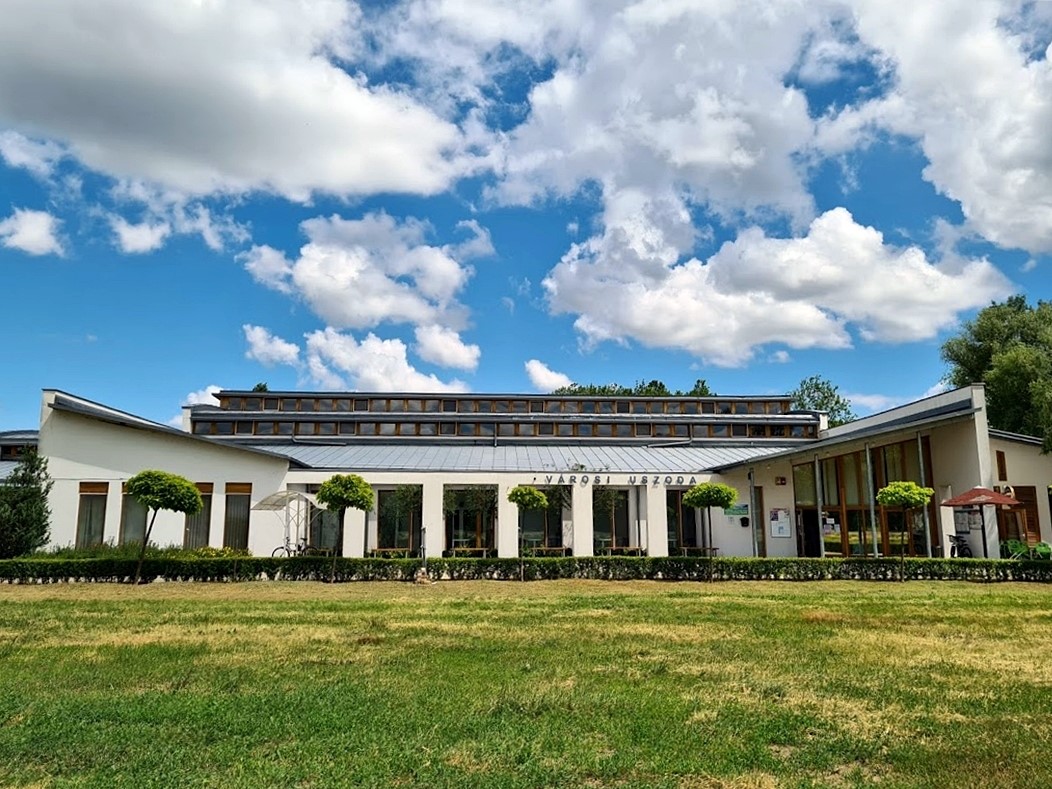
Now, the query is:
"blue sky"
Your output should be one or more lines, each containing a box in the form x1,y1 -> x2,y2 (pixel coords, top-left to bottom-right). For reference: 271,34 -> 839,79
1,0 -> 1051,429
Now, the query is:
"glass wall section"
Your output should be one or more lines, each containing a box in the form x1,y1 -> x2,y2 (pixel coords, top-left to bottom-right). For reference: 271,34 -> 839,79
520,486 -> 567,554
377,486 -> 423,555
593,488 -> 630,553
183,484 -> 213,550
820,458 -> 844,556
223,484 -> 252,551
443,486 -> 497,555
666,489 -> 699,554
309,507 -> 342,554
119,487 -> 148,545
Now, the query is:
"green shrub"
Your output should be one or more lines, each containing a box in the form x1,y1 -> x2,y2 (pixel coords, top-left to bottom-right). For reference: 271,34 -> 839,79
2,555 -> 1052,584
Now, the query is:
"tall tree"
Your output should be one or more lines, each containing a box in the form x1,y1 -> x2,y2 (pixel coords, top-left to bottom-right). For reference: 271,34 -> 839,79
941,296 -> 1052,450
0,448 -> 53,558
789,375 -> 856,427
125,470 -> 203,583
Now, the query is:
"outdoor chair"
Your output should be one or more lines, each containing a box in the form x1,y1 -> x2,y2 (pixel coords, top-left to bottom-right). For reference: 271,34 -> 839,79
1000,538 -> 1030,560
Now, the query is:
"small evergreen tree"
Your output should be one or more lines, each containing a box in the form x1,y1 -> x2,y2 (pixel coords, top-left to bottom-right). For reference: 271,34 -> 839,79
0,448 -> 53,558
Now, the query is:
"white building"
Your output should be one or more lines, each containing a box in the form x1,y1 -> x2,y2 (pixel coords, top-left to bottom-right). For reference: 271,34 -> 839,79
4,385 -> 1049,559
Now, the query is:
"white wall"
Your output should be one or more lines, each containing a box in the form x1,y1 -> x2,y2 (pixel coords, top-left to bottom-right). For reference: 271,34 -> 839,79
39,398 -> 289,554
929,418 -> 995,558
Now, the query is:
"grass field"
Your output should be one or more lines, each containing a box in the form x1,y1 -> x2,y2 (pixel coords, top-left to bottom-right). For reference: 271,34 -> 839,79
0,581 -> 1050,788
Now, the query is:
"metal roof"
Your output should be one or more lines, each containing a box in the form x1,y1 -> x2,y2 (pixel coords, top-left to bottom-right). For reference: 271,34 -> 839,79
0,430 -> 38,444
249,441 -> 790,473
0,461 -> 17,480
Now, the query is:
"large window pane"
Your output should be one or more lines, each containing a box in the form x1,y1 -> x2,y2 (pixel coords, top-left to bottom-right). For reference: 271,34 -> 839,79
183,494 -> 212,550
223,494 -> 251,550
119,494 -> 148,545
793,464 -> 816,506
76,493 -> 107,549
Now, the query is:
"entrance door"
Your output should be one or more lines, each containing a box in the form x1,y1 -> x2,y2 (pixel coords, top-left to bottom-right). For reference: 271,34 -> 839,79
799,509 -> 821,557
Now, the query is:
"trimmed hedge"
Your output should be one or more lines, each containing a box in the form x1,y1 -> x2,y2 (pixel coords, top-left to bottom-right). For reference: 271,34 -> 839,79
1,555 -> 1051,583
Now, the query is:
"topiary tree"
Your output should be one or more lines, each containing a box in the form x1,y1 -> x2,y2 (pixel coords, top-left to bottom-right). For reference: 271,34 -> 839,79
876,480 -> 934,561
317,473 -> 374,575
507,485 -> 548,512
126,470 -> 203,584
0,448 -> 53,559
683,482 -> 738,553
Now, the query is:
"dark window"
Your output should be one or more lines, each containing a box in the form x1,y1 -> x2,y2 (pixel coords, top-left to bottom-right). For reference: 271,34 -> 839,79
184,488 -> 212,550
732,424 -> 748,436
598,401 -> 614,414
636,424 -> 652,436
996,450 -> 1007,480
632,402 -> 647,414
418,423 -> 437,436
692,425 -> 710,438
476,401 -> 493,413
581,401 -> 596,414
578,424 -> 594,437
478,423 -> 495,437
734,403 -> 749,414
529,401 -> 544,413
538,423 -> 554,436
666,402 -> 681,415
673,424 -> 689,437
768,401 -> 785,415
263,397 -> 279,410
702,402 -> 715,414
339,422 -> 356,435
244,397 -> 261,410
545,401 -> 561,413
442,400 -> 457,412
316,398 -> 333,412
294,423 -> 313,435
423,399 -> 440,412
712,425 -> 730,437
512,400 -> 528,413
458,423 -> 476,436
255,421 -> 274,435
616,401 -> 630,414
458,399 -> 475,413
615,424 -> 633,437
378,423 -> 397,436
281,398 -> 298,411
214,421 -> 234,435
653,424 -> 671,437
518,424 -> 537,436
235,421 -> 253,435
335,398 -> 351,412
440,423 -> 456,435
557,424 -> 574,437
769,425 -> 788,437
717,402 -> 732,414
119,491 -> 147,546
76,484 -> 108,549
388,399 -> 405,412
406,399 -> 423,412
353,398 -> 368,411
317,422 -> 336,435
193,422 -> 211,435
683,403 -> 698,414
596,424 -> 613,437
749,424 -> 767,437
359,423 -> 376,435
498,423 -> 515,436
790,425 -> 805,437
369,399 -> 387,412
223,484 -> 252,551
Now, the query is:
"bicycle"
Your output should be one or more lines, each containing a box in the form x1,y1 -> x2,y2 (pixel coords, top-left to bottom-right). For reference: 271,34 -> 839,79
948,534 -> 973,558
272,537 -> 308,558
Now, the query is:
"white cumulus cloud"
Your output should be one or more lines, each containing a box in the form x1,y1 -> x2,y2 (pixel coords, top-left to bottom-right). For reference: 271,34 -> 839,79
544,207 -> 1012,366
305,328 -> 468,392
413,324 -> 480,371
0,208 -> 63,255
182,385 -> 222,406
525,359 -> 572,392
242,211 -> 477,332
109,215 -> 171,254
243,325 -> 300,367
0,0 -> 468,200
0,130 -> 64,177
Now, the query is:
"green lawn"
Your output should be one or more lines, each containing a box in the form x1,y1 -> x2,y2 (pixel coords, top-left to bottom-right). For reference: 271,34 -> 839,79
0,581 -> 1050,788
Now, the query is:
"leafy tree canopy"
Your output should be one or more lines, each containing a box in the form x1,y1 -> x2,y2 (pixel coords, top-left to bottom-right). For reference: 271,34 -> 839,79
941,296 -> 1052,450
0,448 -> 53,558
317,474 -> 374,513
682,482 -> 738,510
507,485 -> 548,511
126,470 -> 203,515
252,382 -> 269,392
552,378 -> 715,397
789,375 -> 856,427
876,481 -> 934,510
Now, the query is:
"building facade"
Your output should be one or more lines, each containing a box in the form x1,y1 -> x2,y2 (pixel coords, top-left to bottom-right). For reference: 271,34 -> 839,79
11,385 -> 1051,560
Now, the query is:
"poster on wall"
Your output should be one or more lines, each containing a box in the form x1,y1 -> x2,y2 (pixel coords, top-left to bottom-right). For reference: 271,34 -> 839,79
953,509 -> 982,534
770,508 -> 791,538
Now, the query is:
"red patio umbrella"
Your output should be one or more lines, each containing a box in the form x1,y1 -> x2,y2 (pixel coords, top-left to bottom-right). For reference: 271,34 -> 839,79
940,487 -> 1020,558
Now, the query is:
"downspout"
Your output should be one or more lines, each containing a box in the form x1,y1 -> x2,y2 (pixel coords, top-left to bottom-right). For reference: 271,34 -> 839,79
635,485 -> 642,551
814,455 -> 826,558
865,443 -> 879,557
917,432 -> 932,558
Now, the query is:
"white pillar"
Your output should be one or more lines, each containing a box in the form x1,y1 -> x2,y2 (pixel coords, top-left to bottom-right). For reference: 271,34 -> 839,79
645,486 -> 669,557
104,482 -> 123,545
342,507 -> 367,557
422,479 -> 445,560
496,484 -> 519,557
208,492 -> 225,549
571,484 -> 594,556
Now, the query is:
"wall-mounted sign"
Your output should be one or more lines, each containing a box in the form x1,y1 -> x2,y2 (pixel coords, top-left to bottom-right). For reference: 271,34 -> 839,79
724,504 -> 749,517
532,474 -> 700,487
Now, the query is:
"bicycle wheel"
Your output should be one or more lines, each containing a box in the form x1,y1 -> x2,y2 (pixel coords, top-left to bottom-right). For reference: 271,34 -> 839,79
272,545 -> 290,558
959,544 -> 973,558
